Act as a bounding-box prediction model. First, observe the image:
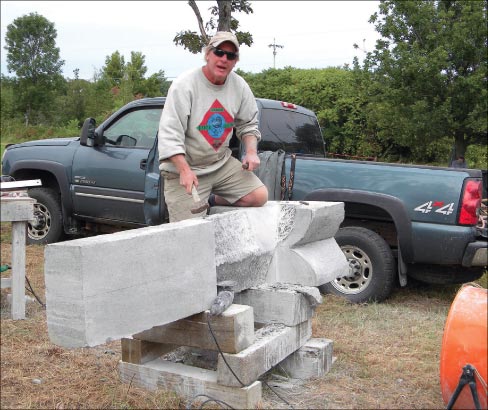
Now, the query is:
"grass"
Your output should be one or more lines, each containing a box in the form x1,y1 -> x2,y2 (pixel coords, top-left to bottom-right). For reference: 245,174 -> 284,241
1,226 -> 486,409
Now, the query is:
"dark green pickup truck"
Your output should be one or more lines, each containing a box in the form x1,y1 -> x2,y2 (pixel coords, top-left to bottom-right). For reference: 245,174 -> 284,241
2,97 -> 486,302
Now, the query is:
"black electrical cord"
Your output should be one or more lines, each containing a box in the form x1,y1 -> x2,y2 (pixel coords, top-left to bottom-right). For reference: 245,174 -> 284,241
261,379 -> 293,408
25,275 -> 46,308
185,393 -> 235,410
206,316 -> 293,408
207,316 -> 246,387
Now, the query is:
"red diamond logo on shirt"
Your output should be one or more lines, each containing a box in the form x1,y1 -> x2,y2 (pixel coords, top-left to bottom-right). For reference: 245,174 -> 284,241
197,99 -> 235,151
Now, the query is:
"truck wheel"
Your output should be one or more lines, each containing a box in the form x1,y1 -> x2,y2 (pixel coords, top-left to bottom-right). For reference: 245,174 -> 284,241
27,187 -> 64,245
319,227 -> 396,303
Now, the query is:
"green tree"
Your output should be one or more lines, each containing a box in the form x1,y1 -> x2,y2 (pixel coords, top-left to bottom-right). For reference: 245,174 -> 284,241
360,0 -> 487,162
4,12 -> 65,125
101,50 -> 126,87
174,0 -> 254,53
126,51 -> 148,96
145,70 -> 171,97
239,67 -> 374,157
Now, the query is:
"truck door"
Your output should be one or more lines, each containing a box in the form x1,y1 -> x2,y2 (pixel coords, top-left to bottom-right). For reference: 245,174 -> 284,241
71,107 -> 162,225
143,135 -> 167,225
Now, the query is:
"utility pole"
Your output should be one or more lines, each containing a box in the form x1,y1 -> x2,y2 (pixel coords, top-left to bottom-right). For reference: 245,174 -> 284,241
268,38 -> 284,68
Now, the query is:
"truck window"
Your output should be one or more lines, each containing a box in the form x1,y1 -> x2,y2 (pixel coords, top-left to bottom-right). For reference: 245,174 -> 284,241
259,108 -> 324,155
104,108 -> 163,148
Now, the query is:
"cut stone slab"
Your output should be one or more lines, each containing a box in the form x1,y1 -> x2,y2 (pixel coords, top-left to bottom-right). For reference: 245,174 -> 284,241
233,284 -> 322,326
119,359 -> 262,409
270,237 -> 349,286
217,320 -> 312,387
279,338 -> 333,379
277,201 -> 344,246
45,219 -> 217,348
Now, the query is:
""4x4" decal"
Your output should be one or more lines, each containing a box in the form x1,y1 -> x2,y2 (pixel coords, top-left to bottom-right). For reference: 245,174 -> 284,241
414,201 -> 455,215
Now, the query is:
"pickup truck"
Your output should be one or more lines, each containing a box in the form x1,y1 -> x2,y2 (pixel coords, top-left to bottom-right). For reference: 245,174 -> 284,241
2,97 -> 486,303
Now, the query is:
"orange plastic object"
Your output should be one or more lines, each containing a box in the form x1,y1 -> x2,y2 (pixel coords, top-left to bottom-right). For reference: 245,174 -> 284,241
440,285 -> 487,409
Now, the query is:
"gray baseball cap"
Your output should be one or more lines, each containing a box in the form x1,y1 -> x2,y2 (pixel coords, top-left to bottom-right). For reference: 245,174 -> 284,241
208,31 -> 239,51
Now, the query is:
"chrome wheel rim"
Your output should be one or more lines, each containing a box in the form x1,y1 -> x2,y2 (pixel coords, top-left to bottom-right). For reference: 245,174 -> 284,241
28,203 -> 51,240
331,245 -> 373,295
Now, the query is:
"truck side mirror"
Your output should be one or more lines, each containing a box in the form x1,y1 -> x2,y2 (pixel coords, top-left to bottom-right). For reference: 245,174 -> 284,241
80,118 -> 96,146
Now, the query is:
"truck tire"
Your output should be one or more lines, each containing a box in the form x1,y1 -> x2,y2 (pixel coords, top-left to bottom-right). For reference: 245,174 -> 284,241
319,227 -> 396,303
27,187 -> 64,245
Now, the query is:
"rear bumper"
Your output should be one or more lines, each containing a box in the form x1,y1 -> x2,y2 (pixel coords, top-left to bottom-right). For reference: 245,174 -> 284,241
462,241 -> 488,267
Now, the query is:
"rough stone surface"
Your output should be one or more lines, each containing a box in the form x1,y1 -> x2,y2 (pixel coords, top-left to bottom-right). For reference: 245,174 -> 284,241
211,201 -> 348,287
208,208 -> 279,292
45,219 -> 217,348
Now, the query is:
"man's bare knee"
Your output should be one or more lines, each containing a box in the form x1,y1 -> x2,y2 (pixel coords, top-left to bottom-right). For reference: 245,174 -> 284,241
236,186 -> 268,207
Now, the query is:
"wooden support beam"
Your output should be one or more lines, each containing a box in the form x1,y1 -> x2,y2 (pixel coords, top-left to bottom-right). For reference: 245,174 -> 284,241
119,358 -> 262,409
133,304 -> 254,354
121,338 -> 177,365
217,320 -> 312,387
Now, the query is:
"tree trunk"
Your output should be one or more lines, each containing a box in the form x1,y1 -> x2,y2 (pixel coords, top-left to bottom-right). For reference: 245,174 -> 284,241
217,1 -> 232,31
188,0 -> 208,42
454,131 -> 467,158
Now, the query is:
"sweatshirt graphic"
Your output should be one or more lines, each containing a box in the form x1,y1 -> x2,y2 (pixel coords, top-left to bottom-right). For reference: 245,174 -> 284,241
197,99 -> 235,151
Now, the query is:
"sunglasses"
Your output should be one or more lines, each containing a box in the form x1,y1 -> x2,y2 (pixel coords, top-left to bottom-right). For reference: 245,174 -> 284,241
212,47 -> 239,61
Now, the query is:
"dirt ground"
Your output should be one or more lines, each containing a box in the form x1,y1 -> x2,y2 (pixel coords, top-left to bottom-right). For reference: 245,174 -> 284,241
1,241 -> 485,409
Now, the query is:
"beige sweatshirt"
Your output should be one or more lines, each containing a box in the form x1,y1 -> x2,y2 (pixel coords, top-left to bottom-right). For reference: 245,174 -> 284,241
158,67 -> 261,175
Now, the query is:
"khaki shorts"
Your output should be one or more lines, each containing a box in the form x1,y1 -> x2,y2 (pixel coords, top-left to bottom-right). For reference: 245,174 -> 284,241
162,156 -> 264,222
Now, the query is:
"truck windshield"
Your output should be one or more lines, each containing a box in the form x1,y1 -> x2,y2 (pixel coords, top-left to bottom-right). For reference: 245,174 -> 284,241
259,108 -> 324,156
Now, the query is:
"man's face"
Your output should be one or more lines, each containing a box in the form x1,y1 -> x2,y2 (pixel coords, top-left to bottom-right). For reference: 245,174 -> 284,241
204,42 -> 238,85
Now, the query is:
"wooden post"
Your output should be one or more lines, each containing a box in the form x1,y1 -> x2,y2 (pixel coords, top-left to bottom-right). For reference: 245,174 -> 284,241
0,195 -> 36,320
11,220 -> 27,319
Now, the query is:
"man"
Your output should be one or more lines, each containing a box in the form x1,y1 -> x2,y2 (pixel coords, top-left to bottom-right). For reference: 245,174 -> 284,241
158,31 -> 268,222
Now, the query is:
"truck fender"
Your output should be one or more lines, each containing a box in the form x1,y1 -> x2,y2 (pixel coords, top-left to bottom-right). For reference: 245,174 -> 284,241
9,159 -> 73,231
304,189 -> 414,263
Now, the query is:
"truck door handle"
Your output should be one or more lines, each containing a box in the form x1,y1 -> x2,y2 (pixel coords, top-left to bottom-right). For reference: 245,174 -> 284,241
140,159 -> 147,170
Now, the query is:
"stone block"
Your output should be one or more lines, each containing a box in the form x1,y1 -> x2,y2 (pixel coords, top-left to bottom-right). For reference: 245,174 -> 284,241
233,284 -> 321,326
279,338 -> 333,379
45,219 -> 217,348
271,238 -> 349,286
211,201 -> 348,288
277,201 -> 344,246
119,359 -> 262,409
217,320 -> 312,387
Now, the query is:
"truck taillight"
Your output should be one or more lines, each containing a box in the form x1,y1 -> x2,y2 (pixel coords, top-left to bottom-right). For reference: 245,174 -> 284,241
458,179 -> 482,225
281,101 -> 297,109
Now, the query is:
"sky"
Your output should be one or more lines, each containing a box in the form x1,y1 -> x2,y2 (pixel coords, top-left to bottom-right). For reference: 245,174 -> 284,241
1,1 -> 382,80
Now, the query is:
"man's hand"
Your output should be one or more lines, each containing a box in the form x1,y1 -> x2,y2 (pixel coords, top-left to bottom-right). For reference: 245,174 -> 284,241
179,169 -> 198,194
170,154 -> 198,194
242,134 -> 260,171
